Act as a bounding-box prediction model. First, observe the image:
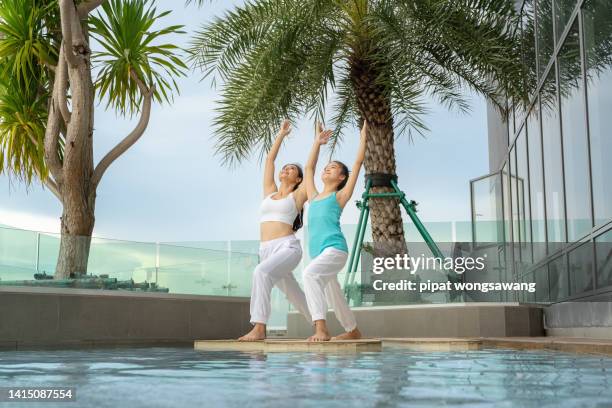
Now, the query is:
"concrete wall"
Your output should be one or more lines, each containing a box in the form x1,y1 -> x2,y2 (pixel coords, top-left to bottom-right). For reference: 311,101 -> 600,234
545,301 -> 612,339
288,303 -> 543,338
0,287 -> 250,350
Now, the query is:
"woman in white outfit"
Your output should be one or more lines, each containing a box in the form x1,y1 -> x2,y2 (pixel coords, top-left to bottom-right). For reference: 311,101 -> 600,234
303,121 -> 367,341
238,120 -> 313,341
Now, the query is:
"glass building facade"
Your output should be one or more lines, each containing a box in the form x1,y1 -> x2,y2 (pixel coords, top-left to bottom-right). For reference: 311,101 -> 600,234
471,0 -> 612,304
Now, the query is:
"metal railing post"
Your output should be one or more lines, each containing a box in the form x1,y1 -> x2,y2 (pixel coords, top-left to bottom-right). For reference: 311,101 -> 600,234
35,232 -> 40,274
155,242 -> 160,284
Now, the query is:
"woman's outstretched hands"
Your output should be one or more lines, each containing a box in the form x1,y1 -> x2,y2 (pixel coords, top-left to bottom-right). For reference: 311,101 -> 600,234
315,121 -> 333,145
278,119 -> 292,138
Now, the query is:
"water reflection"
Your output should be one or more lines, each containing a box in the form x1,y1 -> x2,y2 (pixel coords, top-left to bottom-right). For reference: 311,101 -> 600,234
1,347 -> 612,407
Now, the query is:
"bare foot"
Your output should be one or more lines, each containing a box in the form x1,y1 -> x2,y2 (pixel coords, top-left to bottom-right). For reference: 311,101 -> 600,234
307,319 -> 331,342
331,328 -> 362,340
238,324 -> 266,341
307,329 -> 331,342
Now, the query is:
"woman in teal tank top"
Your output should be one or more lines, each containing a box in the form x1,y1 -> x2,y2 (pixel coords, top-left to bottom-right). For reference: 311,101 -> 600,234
302,120 -> 367,342
307,191 -> 348,259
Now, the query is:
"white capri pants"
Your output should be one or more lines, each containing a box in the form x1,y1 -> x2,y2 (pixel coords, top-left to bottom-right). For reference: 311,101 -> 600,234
302,247 -> 357,332
250,234 -> 312,325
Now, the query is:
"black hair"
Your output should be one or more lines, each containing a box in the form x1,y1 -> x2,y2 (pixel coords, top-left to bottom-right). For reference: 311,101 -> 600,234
292,210 -> 304,232
332,161 -> 350,191
283,163 -> 305,231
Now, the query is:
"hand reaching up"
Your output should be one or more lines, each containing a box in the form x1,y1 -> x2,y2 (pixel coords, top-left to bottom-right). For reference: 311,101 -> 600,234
278,119 -> 292,138
315,121 -> 332,145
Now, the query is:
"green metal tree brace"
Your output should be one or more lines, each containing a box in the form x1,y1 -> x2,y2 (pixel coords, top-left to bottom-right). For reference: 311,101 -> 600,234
343,174 -> 446,293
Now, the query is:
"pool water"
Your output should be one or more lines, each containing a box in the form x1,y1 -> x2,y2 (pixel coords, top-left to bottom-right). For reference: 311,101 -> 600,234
1,347 -> 612,407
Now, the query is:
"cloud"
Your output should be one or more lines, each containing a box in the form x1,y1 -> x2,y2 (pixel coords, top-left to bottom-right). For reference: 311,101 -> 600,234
0,208 -> 60,234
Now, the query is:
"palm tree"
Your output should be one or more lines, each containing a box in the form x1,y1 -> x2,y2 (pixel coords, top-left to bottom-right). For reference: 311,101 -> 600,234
188,0 -> 527,253
0,0 -> 186,279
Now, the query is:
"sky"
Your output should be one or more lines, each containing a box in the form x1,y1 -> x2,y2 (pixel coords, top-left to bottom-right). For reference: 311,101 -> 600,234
0,0 -> 491,243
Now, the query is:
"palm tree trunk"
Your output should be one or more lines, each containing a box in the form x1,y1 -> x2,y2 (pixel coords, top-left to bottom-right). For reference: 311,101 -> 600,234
349,53 -> 423,304
350,54 -> 407,256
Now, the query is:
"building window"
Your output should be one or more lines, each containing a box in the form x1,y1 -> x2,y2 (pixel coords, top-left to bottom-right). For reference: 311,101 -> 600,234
583,0 -> 612,228
527,104 -> 546,262
502,162 -> 512,245
502,161 -> 514,278
554,0 -> 578,40
559,20 -> 592,241
523,271 -> 536,303
521,0 -> 538,95
511,145 -> 520,248
516,127 -> 532,264
471,174 -> 504,243
568,242 -> 594,295
541,69 -> 566,252
595,229 -> 612,288
548,254 -> 569,301
536,0 -> 554,79
535,264 -> 550,303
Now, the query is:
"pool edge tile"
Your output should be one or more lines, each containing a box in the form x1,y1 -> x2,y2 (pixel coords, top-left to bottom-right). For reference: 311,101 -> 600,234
194,338 -> 383,352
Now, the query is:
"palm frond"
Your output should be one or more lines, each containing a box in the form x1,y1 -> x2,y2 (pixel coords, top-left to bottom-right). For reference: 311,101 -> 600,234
0,77 -> 48,184
188,0 -> 295,81
193,0 -> 346,165
0,0 -> 57,87
327,69 -> 358,156
90,0 -> 187,116
190,0 -> 532,164
184,0 -> 208,6
372,0 -> 526,114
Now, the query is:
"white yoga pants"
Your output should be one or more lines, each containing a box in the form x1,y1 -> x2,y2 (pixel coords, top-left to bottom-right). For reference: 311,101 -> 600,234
302,247 -> 357,332
249,235 -> 312,325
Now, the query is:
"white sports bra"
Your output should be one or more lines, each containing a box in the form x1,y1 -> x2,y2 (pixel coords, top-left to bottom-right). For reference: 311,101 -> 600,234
260,192 -> 299,225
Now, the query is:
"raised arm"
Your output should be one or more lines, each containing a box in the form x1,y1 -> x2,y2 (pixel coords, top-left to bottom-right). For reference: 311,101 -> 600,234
263,120 -> 292,196
337,121 -> 367,208
305,121 -> 332,201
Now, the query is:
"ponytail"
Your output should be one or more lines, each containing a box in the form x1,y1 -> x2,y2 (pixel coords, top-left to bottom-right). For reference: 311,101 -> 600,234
289,163 -> 304,231
292,209 -> 304,231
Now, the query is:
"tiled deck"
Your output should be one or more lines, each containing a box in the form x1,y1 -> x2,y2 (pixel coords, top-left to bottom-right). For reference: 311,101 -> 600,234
194,337 -> 612,355
384,337 -> 612,355
194,339 -> 383,352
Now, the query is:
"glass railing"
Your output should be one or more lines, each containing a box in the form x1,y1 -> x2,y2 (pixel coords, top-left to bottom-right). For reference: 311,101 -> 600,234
341,240 -> 522,307
0,225 -> 295,328
0,226 -> 258,295
0,220 -> 478,328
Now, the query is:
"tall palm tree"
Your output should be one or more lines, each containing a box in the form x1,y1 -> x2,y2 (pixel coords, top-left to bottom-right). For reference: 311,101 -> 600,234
188,0 -> 527,252
0,0 -> 186,278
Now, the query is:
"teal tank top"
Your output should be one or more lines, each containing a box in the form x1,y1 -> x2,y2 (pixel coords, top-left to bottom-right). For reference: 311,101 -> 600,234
308,192 -> 348,259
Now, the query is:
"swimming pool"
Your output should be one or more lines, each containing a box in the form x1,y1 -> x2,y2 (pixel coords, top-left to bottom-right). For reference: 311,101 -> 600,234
1,347 -> 611,407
